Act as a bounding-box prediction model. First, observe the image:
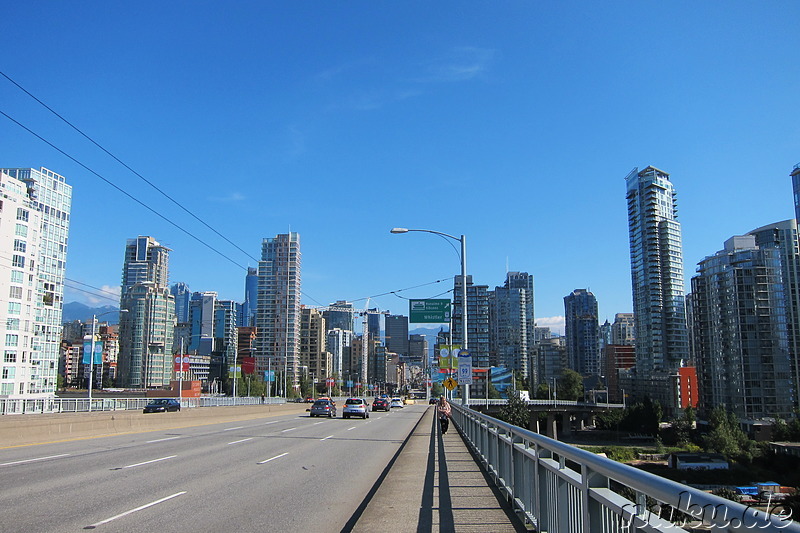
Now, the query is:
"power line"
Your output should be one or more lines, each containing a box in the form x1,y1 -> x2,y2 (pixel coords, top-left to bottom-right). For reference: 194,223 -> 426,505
0,70 -> 260,264
0,109 -> 248,272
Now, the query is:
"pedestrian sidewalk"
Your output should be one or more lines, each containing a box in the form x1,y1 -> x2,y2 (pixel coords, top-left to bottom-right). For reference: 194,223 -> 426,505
350,406 -> 526,533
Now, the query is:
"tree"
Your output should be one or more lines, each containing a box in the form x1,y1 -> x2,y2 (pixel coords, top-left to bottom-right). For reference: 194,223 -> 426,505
535,383 -> 550,399
558,370 -> 584,401
498,390 -> 530,428
487,380 -> 502,399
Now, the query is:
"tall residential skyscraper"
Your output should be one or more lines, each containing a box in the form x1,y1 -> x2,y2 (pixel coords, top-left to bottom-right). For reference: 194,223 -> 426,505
300,307 -> 330,384
490,272 -> 536,379
170,282 -> 191,324
564,289 -> 600,376
454,275 -> 490,396
748,219 -> 800,411
0,168 -> 71,402
188,291 -> 237,383
385,314 -> 409,356
625,166 -> 689,410
611,313 -> 636,346
118,236 -> 175,388
255,232 -> 301,390
791,163 -> 800,223
239,267 -> 258,328
323,301 -> 354,333
690,235 -> 794,419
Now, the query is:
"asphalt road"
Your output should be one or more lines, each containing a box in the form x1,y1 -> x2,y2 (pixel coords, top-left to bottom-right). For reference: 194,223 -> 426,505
0,404 -> 428,533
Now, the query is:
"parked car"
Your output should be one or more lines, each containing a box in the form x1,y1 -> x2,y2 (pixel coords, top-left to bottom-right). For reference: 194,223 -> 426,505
309,399 -> 337,417
143,399 -> 181,413
390,397 -> 404,408
429,398 -> 438,404
343,398 -> 369,419
304,396 -> 315,403
371,398 -> 390,412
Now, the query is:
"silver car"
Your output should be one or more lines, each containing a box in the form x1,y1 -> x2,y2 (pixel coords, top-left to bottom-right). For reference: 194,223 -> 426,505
342,398 -> 369,419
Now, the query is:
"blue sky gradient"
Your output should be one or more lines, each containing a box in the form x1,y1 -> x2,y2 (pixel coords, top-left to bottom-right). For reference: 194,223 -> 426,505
3,2 -> 799,333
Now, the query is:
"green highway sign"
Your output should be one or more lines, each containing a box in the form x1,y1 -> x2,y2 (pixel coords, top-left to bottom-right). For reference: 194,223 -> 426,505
409,299 -> 451,323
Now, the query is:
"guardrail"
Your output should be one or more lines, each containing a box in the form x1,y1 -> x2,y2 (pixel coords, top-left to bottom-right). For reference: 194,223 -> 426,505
0,396 -> 286,415
451,404 -> 799,532
467,398 -> 624,409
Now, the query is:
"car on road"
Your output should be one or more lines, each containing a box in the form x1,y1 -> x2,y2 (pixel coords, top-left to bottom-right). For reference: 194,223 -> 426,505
143,398 -> 181,413
343,398 -> 369,419
390,397 -> 404,409
429,398 -> 438,404
371,398 -> 390,412
309,399 -> 337,417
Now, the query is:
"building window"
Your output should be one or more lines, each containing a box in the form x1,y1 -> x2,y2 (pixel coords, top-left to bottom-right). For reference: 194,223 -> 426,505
12,255 -> 25,268
4,351 -> 16,363
6,319 -> 19,330
7,302 -> 21,315
16,208 -> 29,222
2,367 -> 15,380
10,271 -> 23,283
8,286 -> 22,299
5,334 -> 19,347
0,383 -> 12,395
15,224 -> 27,237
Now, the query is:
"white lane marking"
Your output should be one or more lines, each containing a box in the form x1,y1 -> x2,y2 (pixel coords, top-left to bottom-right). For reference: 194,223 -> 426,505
261,420 -> 281,425
320,435 -> 333,441
280,427 -> 296,433
347,427 -> 357,431
84,491 -> 186,529
0,453 -> 70,467
122,455 -> 176,469
223,426 -> 244,431
227,438 -> 253,445
312,421 -> 325,426
257,452 -> 288,464
146,436 -> 181,444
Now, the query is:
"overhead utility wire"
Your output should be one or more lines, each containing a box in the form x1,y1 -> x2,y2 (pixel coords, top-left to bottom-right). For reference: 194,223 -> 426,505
64,283 -> 120,304
308,277 -> 453,307
0,70 -> 260,264
65,278 -> 121,299
0,110 -> 247,272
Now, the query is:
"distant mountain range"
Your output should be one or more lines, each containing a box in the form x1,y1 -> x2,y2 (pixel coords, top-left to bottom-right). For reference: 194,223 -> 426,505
62,302 -> 121,323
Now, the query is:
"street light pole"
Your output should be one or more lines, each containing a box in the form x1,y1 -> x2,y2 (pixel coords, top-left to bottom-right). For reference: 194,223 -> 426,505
390,228 -> 469,404
88,309 -> 127,412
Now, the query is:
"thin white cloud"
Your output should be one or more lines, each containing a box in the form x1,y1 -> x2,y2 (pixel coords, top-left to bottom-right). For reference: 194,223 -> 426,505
209,192 -> 246,203
536,316 -> 565,336
417,46 -> 496,83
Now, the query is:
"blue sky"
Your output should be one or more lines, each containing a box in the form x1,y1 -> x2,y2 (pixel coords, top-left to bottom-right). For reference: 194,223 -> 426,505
3,2 -> 799,334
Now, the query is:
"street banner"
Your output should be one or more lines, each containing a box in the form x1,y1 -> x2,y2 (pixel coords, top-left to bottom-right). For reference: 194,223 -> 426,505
264,370 -> 275,382
241,357 -> 256,375
82,339 -> 103,365
409,299 -> 451,323
173,355 -> 190,372
229,365 -> 241,378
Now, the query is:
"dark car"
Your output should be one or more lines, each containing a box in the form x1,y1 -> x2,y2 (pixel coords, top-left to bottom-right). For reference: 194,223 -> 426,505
309,399 -> 336,417
143,399 -> 181,413
372,398 -> 390,412
429,398 -> 437,404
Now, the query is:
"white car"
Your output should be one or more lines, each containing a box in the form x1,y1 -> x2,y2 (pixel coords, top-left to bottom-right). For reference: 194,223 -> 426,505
343,398 -> 369,419
390,397 -> 404,408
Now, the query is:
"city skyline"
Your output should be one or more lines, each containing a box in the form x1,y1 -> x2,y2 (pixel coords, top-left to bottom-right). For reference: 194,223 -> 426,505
3,4 -> 798,334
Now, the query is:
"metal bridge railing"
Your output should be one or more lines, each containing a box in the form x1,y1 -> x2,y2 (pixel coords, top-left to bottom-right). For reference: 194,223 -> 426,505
0,396 -> 285,415
467,398 -> 624,409
451,404 -> 799,532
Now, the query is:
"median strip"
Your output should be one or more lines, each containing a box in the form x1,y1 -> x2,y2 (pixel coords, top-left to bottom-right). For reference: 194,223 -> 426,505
84,491 -> 186,529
